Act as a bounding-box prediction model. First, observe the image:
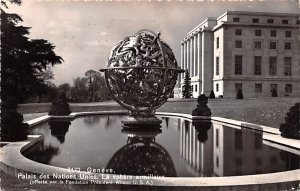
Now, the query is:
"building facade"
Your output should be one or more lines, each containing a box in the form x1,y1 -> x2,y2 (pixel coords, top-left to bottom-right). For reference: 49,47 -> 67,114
179,11 -> 300,98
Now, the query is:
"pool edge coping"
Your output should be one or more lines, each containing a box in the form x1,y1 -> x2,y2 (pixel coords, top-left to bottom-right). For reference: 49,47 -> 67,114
1,110 -> 300,187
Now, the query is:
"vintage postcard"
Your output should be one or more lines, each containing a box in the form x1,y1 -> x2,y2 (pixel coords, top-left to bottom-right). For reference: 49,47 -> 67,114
1,0 -> 300,190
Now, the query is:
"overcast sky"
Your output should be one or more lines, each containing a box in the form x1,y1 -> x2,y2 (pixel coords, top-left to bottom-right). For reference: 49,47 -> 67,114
9,0 -> 300,86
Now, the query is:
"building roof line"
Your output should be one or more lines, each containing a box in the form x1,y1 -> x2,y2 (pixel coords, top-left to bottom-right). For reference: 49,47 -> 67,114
217,11 -> 300,20
187,17 -> 216,36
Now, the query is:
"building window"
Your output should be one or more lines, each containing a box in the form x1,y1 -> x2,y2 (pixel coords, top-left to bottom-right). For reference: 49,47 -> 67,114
254,41 -> 262,49
235,55 -> 243,75
254,56 -> 262,75
270,30 -> 277,37
285,42 -> 291,50
270,42 -> 276,49
235,130 -> 243,151
216,57 -> 219,75
285,31 -> 292,37
270,84 -> 277,92
267,19 -> 274,24
255,30 -> 261,36
297,20 -> 300,25
284,57 -> 292,76
235,40 -> 242,48
216,83 -> 219,92
252,18 -> 259,23
235,29 -> 242,36
285,84 -> 292,93
269,57 -> 277,75
216,37 -> 219,49
235,83 -> 242,92
255,84 -> 262,93
233,17 -> 240,22
195,84 -> 197,92
282,20 -> 288,24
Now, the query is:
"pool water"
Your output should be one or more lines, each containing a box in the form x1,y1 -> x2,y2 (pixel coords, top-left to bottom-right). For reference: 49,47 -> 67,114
24,115 -> 299,177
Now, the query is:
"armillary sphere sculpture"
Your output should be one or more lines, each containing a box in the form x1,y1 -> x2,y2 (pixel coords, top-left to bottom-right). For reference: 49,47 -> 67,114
100,29 -> 184,125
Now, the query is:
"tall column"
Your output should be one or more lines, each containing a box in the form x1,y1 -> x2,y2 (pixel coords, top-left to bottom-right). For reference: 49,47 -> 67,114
197,32 -> 202,78
183,41 -> 186,72
193,35 -> 197,77
187,39 -> 190,74
191,37 -> 194,77
190,38 -> 193,76
201,30 -> 214,95
180,43 -> 184,81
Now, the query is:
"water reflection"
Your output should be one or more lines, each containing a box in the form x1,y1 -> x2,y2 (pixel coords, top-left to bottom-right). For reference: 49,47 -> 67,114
192,121 -> 211,143
179,119 -> 298,176
49,120 -> 71,143
280,151 -> 300,170
25,142 -> 59,164
180,120 -> 213,176
106,126 -> 177,177
162,117 -> 169,128
83,116 -> 100,126
25,115 -> 299,177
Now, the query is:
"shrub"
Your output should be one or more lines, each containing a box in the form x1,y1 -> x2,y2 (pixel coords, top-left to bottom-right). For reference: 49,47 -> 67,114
192,94 -> 212,116
279,103 -> 300,139
209,90 -> 215,99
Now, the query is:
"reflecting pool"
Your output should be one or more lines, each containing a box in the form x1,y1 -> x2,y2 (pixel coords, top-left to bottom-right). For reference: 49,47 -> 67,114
24,115 -> 299,177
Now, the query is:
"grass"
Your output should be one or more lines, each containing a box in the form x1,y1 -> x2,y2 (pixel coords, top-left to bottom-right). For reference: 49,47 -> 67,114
19,97 -> 299,128
159,97 -> 299,128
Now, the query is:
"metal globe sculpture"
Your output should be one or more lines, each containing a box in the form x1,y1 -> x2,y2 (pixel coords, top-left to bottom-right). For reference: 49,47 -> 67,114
100,29 -> 183,125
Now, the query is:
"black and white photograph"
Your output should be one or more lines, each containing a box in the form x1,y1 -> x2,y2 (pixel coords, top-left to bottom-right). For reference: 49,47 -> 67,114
1,0 -> 300,190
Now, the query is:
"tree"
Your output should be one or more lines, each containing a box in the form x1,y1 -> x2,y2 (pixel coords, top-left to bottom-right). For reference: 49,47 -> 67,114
58,83 -> 71,96
85,70 -> 98,102
236,88 -> 243,99
70,77 -> 89,102
1,0 -> 63,103
182,70 -> 192,98
84,70 -> 111,102
94,74 -> 111,101
1,0 -> 62,141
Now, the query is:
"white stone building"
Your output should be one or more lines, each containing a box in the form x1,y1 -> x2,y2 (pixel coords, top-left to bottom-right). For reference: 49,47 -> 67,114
178,11 -> 300,98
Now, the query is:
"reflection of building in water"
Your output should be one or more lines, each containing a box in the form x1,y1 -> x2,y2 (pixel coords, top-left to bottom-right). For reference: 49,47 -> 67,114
180,120 -> 213,176
179,119 -> 290,176
213,124 -> 287,176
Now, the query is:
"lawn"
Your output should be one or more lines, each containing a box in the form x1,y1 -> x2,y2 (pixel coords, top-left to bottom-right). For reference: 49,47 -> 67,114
159,97 -> 299,128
